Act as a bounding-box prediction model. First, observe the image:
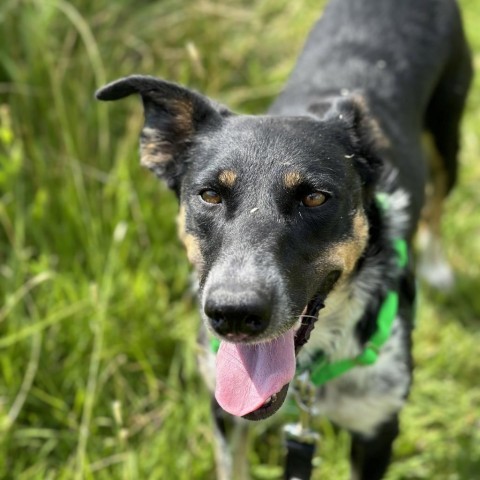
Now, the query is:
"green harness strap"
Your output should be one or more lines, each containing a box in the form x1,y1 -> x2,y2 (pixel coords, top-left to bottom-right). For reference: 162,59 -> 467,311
309,290 -> 399,386
211,336 -> 220,353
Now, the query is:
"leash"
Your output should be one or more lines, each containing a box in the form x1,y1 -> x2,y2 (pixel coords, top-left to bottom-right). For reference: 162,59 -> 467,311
281,297 -> 325,480
283,372 -> 319,480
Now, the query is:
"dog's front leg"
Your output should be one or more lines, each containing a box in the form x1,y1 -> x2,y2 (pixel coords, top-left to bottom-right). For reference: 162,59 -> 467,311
212,398 -> 251,480
349,414 -> 399,480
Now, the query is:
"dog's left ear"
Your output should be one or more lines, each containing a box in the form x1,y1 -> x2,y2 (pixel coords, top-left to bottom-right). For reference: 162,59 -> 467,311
96,75 -> 230,191
312,95 -> 386,193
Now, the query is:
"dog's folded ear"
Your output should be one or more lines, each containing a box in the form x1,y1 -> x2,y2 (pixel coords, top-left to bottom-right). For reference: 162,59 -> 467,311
96,75 -> 230,191
311,95 -> 387,194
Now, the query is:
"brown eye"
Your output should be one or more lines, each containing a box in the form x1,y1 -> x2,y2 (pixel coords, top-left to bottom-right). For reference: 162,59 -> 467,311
301,192 -> 328,208
200,189 -> 222,204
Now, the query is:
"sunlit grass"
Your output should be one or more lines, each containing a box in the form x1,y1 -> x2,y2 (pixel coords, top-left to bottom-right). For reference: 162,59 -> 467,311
0,0 -> 479,478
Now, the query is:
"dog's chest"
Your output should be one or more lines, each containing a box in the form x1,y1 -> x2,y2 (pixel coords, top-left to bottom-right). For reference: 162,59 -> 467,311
304,315 -> 411,438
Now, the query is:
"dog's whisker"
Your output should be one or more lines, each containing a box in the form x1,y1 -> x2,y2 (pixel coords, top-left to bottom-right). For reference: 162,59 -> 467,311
299,314 -> 320,321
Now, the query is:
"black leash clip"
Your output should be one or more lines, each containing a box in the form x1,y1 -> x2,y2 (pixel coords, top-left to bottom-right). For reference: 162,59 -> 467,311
283,372 -> 320,480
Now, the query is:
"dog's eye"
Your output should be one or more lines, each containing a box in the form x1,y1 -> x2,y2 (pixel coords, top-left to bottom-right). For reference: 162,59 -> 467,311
200,189 -> 222,205
301,192 -> 328,208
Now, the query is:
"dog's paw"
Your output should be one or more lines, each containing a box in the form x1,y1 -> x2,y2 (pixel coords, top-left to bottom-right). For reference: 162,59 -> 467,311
418,255 -> 455,291
417,229 -> 455,291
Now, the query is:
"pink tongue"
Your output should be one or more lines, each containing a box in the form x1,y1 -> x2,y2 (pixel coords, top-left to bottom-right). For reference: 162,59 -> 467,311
215,329 -> 296,417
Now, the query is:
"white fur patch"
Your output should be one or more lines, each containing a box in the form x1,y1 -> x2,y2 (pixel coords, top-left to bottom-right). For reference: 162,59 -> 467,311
297,275 -> 411,437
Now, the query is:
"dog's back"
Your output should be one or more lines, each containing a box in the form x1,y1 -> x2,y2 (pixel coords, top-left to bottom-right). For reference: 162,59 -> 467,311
272,0 -> 468,111
271,0 -> 472,242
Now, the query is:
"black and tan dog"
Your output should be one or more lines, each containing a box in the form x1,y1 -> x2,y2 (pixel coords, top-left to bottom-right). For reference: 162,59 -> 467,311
96,0 -> 472,478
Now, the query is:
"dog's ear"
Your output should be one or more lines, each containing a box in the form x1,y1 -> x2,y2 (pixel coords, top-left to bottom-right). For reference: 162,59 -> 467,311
96,75 -> 231,191
311,95 -> 387,193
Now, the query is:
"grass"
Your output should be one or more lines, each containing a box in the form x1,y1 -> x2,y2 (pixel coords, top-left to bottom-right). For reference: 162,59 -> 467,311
0,0 -> 479,478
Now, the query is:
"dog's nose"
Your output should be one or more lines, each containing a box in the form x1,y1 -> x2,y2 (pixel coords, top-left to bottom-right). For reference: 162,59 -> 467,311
205,292 -> 271,340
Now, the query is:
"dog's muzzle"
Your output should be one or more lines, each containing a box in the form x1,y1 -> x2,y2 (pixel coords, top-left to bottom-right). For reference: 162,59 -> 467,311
210,290 -> 325,421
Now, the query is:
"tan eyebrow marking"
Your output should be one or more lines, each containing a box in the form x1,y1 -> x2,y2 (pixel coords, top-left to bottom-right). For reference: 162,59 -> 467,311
283,171 -> 303,189
218,169 -> 237,187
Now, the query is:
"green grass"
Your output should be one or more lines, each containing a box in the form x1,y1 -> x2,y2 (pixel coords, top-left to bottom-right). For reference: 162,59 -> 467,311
0,0 -> 479,478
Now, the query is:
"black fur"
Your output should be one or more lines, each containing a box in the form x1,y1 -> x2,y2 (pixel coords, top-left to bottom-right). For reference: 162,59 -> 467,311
350,415 -> 400,479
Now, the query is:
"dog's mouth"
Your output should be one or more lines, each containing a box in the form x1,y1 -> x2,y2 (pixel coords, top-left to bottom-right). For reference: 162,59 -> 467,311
215,296 -> 324,421
242,383 -> 290,421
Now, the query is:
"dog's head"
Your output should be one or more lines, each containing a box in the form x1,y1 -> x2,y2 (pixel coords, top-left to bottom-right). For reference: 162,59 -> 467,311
96,76 -> 384,419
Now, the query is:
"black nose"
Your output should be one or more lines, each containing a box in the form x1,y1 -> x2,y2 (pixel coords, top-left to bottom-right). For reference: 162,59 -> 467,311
205,292 -> 271,340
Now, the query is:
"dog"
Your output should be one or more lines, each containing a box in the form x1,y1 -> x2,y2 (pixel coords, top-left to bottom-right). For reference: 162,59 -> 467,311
96,0 -> 472,478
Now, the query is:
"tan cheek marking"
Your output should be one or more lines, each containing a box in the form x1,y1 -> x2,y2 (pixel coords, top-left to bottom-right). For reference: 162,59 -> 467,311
283,171 -> 303,189
317,211 -> 369,279
218,169 -> 237,188
177,205 -> 204,272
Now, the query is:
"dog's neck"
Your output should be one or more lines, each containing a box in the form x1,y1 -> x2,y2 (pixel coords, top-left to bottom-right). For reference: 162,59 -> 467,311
298,177 -> 411,366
